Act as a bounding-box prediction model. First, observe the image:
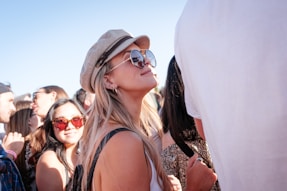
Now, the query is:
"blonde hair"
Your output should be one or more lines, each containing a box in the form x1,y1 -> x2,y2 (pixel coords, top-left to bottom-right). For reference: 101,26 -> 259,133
80,64 -> 172,190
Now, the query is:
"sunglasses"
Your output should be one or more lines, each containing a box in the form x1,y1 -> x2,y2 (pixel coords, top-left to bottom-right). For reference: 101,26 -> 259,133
32,91 -> 46,101
108,49 -> 156,72
52,116 -> 84,131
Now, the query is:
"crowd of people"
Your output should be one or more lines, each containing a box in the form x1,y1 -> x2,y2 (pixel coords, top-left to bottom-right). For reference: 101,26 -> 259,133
0,29 -> 217,190
1,0 -> 287,190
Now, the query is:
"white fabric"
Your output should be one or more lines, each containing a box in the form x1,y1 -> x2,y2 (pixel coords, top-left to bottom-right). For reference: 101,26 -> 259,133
148,154 -> 162,191
175,0 -> 287,190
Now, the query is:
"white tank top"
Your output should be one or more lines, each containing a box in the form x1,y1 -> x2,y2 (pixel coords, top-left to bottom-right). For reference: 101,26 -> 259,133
147,155 -> 162,191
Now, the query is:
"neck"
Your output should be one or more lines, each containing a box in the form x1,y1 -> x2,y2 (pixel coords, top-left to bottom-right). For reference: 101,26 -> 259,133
119,92 -> 144,128
64,143 -> 79,166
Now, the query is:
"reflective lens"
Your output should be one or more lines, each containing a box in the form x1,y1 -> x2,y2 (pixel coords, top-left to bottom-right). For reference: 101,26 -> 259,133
53,116 -> 84,131
108,49 -> 157,72
130,49 -> 156,69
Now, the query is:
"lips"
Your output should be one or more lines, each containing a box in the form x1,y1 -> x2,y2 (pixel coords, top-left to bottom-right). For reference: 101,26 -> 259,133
33,107 -> 38,113
141,69 -> 152,75
64,131 -> 75,136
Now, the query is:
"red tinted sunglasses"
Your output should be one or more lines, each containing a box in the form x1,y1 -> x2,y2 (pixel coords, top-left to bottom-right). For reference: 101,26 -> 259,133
52,116 -> 84,131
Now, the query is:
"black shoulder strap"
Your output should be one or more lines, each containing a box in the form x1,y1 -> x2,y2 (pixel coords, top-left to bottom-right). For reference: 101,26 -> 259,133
174,138 -> 195,157
86,127 -> 131,190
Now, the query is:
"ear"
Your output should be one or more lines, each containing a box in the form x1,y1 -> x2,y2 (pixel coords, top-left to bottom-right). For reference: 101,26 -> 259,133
50,91 -> 57,100
103,74 -> 117,90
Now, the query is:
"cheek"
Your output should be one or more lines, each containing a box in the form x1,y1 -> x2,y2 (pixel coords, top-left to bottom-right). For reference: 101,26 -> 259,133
31,115 -> 37,121
38,97 -> 50,107
53,128 -> 63,141
78,127 -> 84,137
115,68 -> 137,85
34,99 -> 41,106
0,107 -> 4,116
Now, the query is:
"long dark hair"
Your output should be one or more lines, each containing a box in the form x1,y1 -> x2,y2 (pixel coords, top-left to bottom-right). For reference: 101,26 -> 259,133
161,56 -> 197,157
41,98 -> 85,173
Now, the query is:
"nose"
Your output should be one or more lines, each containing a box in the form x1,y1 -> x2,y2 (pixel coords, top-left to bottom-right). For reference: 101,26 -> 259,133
143,53 -> 151,67
31,102 -> 37,109
66,121 -> 75,130
11,103 -> 16,114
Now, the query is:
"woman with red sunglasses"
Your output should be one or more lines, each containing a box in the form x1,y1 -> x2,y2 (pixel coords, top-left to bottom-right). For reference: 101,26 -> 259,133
36,98 -> 85,191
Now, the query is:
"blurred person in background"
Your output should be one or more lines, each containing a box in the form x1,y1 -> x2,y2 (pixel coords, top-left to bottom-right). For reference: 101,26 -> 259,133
73,88 -> 95,118
6,100 -> 39,190
160,56 -> 219,190
36,99 -> 86,190
0,82 -> 25,190
27,85 -> 69,176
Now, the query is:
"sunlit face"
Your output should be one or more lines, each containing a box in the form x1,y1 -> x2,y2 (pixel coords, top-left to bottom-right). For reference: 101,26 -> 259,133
52,102 -> 84,147
108,44 -> 158,96
0,92 -> 16,123
32,89 -> 55,119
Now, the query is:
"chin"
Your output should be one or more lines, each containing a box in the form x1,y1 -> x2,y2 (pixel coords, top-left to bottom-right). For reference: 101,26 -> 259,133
144,80 -> 158,93
149,73 -> 159,86
149,77 -> 158,88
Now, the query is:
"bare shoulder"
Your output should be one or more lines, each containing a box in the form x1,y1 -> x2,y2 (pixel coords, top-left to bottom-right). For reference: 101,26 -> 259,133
96,129 -> 151,190
36,150 -> 65,190
37,150 -> 61,168
109,129 -> 142,141
104,129 -> 144,154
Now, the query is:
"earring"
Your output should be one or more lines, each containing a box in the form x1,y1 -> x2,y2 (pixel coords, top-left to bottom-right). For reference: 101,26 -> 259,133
113,88 -> 118,94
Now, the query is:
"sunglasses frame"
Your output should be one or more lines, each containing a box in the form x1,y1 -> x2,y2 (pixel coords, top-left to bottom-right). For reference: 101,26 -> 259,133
52,116 -> 85,131
32,91 -> 47,101
108,49 -> 156,73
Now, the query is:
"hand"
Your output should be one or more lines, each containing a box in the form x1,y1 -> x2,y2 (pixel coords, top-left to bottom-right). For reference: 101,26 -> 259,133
2,132 -> 24,156
185,154 -> 217,191
168,175 -> 182,191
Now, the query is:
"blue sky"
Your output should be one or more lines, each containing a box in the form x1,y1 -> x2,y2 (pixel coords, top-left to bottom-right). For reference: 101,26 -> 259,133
0,1 -> 187,97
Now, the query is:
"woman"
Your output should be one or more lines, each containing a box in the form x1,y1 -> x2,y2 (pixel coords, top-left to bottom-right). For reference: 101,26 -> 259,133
7,100 -> 38,135
6,100 -> 39,190
36,99 -> 85,191
78,29 -> 177,191
32,85 -> 69,122
29,85 -> 69,163
160,56 -> 219,190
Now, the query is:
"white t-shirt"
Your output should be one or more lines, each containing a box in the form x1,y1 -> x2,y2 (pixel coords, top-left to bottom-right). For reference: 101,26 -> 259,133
175,0 -> 287,190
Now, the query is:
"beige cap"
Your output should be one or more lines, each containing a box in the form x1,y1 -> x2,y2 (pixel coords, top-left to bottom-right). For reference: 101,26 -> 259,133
80,29 -> 150,93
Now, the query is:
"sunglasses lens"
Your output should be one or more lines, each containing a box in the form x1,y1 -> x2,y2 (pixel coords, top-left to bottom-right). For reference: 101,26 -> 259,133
53,117 -> 84,131
130,50 -> 156,69
130,50 -> 145,68
145,50 -> 156,68
71,117 -> 84,128
53,118 -> 68,131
